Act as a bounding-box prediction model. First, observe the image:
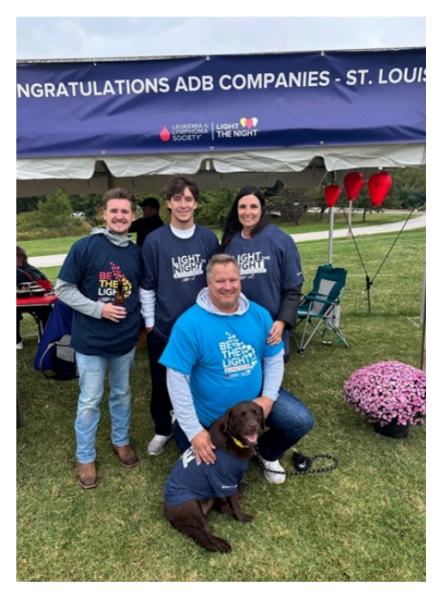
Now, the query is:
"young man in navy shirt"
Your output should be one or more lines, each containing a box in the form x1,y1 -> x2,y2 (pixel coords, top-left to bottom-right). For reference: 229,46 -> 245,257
140,175 -> 220,456
55,188 -> 142,489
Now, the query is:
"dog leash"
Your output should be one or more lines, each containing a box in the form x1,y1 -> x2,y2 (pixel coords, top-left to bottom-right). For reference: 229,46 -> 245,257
255,451 -> 339,477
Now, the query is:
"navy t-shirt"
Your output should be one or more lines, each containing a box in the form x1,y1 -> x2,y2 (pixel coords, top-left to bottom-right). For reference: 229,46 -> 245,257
164,446 -> 249,506
225,224 -> 303,319
58,234 -> 142,357
141,224 -> 220,341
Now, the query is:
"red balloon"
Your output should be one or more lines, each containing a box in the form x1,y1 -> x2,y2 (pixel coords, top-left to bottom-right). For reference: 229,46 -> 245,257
344,172 -> 365,201
368,172 -> 392,206
324,184 -> 342,208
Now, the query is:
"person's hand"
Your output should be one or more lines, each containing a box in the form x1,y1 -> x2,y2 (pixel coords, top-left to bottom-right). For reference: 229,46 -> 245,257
253,396 -> 274,420
101,302 -> 127,323
266,320 -> 285,345
191,430 -> 216,465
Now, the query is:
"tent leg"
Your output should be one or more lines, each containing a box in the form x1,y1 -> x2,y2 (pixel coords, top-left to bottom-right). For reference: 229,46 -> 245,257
346,200 -> 353,238
365,275 -> 371,314
328,207 -> 334,264
420,291 -> 426,371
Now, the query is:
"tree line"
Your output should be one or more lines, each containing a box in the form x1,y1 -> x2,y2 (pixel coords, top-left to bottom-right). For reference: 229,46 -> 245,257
16,167 -> 425,238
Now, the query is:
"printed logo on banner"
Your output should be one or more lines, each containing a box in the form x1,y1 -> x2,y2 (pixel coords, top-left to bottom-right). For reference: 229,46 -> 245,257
159,117 -> 260,143
214,117 -> 260,139
240,117 -> 258,130
160,127 -> 171,142
159,123 -> 210,143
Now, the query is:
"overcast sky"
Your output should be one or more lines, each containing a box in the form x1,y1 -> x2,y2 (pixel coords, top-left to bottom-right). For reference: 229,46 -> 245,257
16,16 -> 426,61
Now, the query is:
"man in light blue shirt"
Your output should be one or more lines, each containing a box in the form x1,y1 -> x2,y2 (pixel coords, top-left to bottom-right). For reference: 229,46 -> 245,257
160,254 -> 314,485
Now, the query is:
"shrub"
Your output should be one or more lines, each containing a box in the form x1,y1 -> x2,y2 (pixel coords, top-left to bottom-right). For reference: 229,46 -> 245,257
16,220 -> 92,241
37,189 -> 73,228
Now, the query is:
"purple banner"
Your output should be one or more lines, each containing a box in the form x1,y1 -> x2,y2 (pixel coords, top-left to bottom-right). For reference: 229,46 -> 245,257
17,48 -> 426,158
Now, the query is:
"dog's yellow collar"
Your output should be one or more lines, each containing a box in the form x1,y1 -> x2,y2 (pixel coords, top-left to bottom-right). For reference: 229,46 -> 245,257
231,436 -> 249,449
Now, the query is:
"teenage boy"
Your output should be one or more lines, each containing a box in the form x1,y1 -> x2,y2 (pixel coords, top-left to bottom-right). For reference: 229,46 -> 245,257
140,175 -> 220,455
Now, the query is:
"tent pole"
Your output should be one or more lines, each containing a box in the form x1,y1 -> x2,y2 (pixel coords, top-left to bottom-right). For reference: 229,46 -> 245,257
420,259 -> 426,371
346,200 -> 353,237
328,207 -> 334,264
420,290 -> 426,370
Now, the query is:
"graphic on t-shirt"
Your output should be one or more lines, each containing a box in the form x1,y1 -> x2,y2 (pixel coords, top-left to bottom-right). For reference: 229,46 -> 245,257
219,332 -> 258,377
181,447 -> 196,468
236,252 -> 270,278
97,262 -> 132,301
171,253 -> 206,280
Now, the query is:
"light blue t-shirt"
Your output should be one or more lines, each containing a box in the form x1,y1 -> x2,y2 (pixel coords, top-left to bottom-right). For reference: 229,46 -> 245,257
160,301 -> 283,427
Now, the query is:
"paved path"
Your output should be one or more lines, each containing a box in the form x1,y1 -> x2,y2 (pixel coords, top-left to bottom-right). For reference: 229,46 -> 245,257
290,213 -> 426,243
30,214 -> 426,268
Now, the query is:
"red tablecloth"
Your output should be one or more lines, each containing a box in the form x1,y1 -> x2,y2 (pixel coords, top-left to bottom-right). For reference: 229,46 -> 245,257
16,294 -> 57,308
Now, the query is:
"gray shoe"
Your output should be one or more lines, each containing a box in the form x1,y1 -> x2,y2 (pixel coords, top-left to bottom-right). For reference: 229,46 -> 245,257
147,434 -> 172,456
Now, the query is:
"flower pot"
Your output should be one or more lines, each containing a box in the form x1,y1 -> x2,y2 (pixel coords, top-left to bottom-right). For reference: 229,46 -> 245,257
374,418 -> 409,439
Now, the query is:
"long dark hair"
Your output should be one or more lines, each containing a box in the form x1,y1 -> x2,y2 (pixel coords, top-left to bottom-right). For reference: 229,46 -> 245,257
221,186 -> 269,250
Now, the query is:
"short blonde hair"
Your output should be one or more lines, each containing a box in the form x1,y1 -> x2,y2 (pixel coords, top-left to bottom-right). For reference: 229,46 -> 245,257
206,254 -> 239,281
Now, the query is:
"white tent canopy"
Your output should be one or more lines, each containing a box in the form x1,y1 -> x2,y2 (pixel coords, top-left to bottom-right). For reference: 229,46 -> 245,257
16,142 -> 426,197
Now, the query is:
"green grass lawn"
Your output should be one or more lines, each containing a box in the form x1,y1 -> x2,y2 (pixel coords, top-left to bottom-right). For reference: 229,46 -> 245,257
16,228 -> 426,582
18,236 -> 82,257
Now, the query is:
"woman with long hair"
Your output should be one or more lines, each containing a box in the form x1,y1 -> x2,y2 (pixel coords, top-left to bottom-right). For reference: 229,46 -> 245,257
221,186 -> 304,360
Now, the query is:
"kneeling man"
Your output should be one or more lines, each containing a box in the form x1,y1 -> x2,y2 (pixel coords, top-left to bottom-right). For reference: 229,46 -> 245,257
160,254 -> 314,484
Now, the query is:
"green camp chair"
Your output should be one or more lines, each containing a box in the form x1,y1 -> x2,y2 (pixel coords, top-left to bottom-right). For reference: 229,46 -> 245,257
294,264 -> 349,353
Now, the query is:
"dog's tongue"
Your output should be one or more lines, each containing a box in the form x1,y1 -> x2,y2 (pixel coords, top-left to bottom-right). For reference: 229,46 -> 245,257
243,433 -> 258,444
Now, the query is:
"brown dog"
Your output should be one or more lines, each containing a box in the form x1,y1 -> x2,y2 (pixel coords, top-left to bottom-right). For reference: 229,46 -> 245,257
164,401 -> 264,552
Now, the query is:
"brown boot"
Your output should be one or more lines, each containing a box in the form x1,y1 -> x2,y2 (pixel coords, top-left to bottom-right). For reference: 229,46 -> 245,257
77,461 -> 98,489
112,444 -> 140,467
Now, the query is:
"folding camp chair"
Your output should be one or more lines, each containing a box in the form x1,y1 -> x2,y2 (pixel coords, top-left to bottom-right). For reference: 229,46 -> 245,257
294,264 -> 349,352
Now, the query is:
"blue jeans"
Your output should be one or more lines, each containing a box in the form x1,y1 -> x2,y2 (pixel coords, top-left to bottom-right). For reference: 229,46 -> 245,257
75,347 -> 136,463
172,388 -> 314,462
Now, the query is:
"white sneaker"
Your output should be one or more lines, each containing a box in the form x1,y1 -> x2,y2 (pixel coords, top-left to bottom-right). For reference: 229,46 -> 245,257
256,452 -> 286,485
16,341 -> 24,350
147,434 -> 172,456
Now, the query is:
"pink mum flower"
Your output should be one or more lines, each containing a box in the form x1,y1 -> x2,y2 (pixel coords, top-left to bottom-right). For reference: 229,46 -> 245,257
344,361 -> 426,427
